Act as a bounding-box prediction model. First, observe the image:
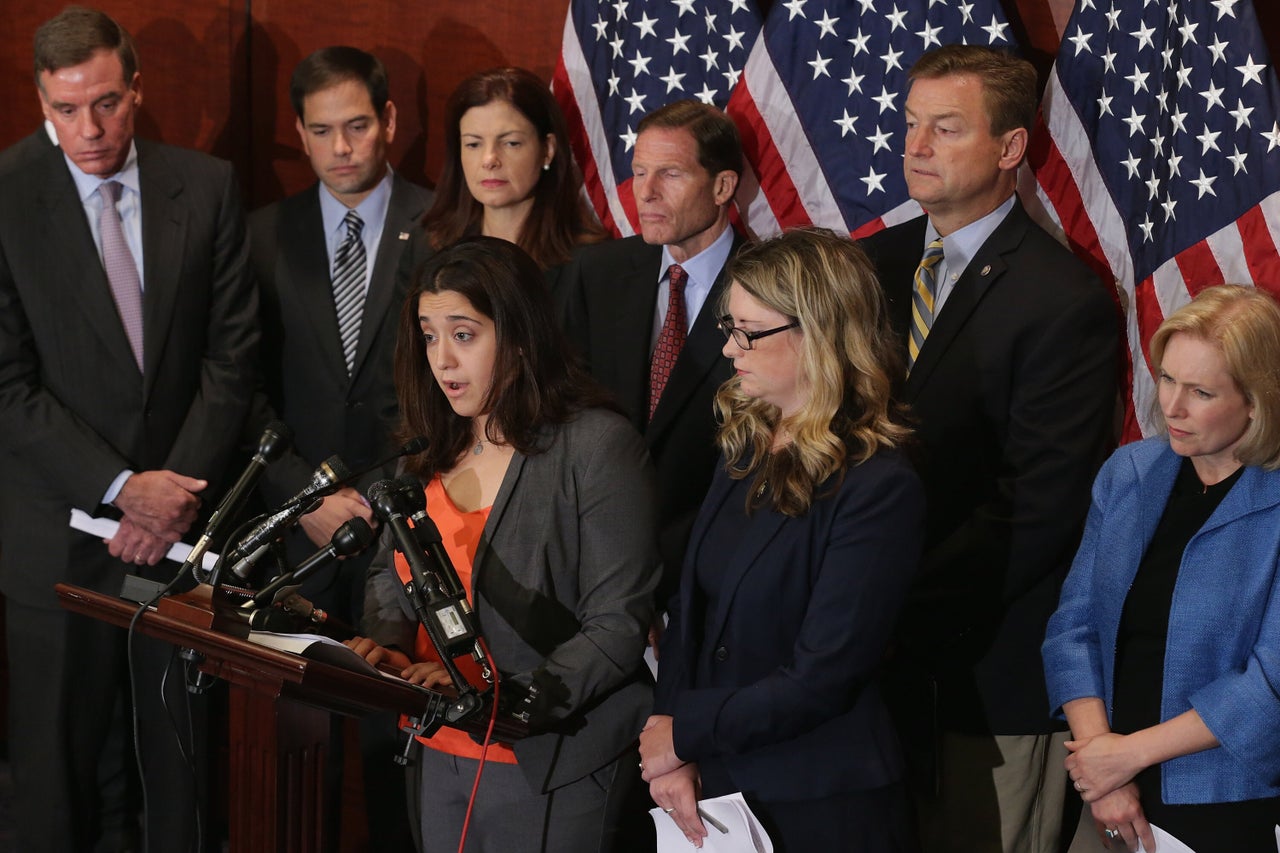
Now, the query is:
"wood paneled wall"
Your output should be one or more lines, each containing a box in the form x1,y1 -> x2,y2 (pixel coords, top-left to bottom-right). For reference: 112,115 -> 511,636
0,1 -> 1276,209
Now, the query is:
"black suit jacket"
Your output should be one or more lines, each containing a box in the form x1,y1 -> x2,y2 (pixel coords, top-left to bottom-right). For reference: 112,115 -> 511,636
862,199 -> 1119,734
0,138 -> 259,607
558,233 -> 743,599
0,127 -> 53,176
249,174 -> 431,502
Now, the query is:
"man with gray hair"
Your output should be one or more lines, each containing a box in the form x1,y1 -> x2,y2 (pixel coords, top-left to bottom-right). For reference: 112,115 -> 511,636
0,7 -> 257,850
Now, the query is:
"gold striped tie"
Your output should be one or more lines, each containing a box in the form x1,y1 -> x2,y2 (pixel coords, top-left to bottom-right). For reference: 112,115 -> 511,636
909,239 -> 944,370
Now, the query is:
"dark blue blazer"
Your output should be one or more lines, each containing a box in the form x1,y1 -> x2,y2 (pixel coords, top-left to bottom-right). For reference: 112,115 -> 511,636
654,449 -> 924,801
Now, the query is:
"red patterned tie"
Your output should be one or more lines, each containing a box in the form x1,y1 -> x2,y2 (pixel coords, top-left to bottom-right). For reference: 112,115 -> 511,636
648,264 -> 688,421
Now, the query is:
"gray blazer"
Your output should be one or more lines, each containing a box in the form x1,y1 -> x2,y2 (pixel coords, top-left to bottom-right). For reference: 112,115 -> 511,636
364,407 -> 661,792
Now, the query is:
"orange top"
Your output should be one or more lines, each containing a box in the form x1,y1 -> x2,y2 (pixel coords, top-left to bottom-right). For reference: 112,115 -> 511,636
393,476 -> 516,763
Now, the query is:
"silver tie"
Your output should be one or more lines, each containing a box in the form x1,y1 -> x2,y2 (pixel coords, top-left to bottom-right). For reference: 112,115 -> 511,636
98,180 -> 144,370
333,210 -> 367,375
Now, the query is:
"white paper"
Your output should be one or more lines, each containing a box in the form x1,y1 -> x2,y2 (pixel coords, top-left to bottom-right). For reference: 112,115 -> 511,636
1135,824 -> 1195,853
651,792 -> 772,853
247,630 -> 379,676
70,508 -> 219,570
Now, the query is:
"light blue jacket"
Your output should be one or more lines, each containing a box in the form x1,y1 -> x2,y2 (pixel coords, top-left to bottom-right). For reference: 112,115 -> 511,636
1043,438 -> 1280,804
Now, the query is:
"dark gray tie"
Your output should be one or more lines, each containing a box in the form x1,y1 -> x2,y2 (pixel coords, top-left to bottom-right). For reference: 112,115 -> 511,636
98,180 -> 144,370
333,210 -> 367,375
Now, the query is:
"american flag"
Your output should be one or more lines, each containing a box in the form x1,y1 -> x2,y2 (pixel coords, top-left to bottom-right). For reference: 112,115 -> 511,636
554,0 -> 763,237
728,0 -> 1018,240
1027,0 -> 1280,441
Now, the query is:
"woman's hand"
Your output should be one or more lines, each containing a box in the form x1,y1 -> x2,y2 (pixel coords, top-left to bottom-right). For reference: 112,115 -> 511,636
639,715 -> 685,781
400,661 -> 453,688
649,762 -> 706,848
343,636 -> 411,670
1087,783 -> 1155,852
1065,732 -> 1145,802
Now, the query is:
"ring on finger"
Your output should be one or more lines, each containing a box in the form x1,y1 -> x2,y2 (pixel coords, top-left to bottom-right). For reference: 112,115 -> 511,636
664,807 -> 676,814
1103,828 -> 1120,840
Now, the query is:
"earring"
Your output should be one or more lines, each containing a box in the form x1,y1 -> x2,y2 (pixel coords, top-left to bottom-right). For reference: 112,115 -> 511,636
543,162 -> 551,171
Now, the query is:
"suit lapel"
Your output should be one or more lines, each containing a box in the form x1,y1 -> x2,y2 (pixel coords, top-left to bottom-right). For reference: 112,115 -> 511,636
608,241 -> 664,422
36,152 -> 140,376
648,233 -> 743,442
472,447 -> 528,595
677,466 -> 788,650
283,186 -> 349,380
906,203 -> 1029,397
137,142 -> 188,397
354,175 -> 425,378
705,481 -> 787,647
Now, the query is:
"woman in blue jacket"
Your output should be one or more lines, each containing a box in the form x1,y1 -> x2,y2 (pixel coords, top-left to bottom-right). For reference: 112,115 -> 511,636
637,228 -> 925,852
1043,285 -> 1280,852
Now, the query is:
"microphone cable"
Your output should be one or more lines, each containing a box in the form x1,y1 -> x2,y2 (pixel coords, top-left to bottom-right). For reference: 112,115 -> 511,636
455,637 -> 502,853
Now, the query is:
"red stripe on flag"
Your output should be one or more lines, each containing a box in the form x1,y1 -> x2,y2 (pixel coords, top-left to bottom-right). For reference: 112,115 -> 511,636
1237,206 -> 1280,293
727,84 -> 811,230
552,59 -> 621,238
850,218 -> 886,239
1028,117 -> 1115,292
1173,240 -> 1224,298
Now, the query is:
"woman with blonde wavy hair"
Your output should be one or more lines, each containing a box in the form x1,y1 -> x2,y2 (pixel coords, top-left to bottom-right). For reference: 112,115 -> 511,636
638,228 -> 925,852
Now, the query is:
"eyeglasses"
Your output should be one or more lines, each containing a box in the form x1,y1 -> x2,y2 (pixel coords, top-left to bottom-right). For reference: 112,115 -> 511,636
717,315 -> 799,350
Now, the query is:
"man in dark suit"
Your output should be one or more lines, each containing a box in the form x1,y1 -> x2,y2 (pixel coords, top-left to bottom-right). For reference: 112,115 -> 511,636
559,99 -> 743,607
0,8 -> 258,852
861,46 -> 1119,853
248,46 -> 429,852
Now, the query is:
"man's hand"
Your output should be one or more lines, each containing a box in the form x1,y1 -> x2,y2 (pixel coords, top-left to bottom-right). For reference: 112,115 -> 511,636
106,516 -> 172,566
113,470 -> 206,540
299,487 -> 374,548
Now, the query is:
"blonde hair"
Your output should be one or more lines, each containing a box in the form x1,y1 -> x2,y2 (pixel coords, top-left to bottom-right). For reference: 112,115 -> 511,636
715,228 -> 911,516
1149,284 -> 1280,470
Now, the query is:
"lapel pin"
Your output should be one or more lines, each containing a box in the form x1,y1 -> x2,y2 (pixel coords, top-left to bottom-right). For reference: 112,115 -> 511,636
980,264 -> 992,276
398,231 -> 410,241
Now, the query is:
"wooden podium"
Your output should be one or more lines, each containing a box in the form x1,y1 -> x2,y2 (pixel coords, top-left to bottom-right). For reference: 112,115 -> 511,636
55,582 -> 469,853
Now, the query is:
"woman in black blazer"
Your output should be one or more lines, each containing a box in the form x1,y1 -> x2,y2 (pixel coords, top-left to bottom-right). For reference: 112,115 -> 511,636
639,228 -> 925,851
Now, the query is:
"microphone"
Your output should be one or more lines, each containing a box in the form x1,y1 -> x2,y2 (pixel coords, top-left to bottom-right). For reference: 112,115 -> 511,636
183,421 -> 292,575
224,455 -> 353,580
395,474 -> 471,605
243,517 -> 376,610
367,480 -> 479,663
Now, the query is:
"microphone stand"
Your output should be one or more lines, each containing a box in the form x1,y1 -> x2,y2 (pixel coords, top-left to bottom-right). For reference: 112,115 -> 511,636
367,480 -> 492,757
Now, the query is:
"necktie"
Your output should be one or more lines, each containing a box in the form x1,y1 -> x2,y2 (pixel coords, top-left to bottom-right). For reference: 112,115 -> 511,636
648,263 -> 688,421
333,210 -> 367,375
98,180 -> 144,370
909,239 -> 945,370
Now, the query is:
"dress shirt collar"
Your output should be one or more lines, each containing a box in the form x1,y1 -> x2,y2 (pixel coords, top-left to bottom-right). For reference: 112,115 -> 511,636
319,167 -> 394,255
925,194 -> 1015,314
659,223 -> 735,323
66,141 -> 140,203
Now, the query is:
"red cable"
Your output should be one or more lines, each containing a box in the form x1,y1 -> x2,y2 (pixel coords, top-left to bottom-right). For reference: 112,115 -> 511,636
456,638 -> 501,853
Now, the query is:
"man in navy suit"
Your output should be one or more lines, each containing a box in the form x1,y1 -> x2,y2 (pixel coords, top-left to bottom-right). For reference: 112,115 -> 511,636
248,46 -> 430,852
0,8 -> 258,851
559,99 -> 744,609
861,45 -> 1120,853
